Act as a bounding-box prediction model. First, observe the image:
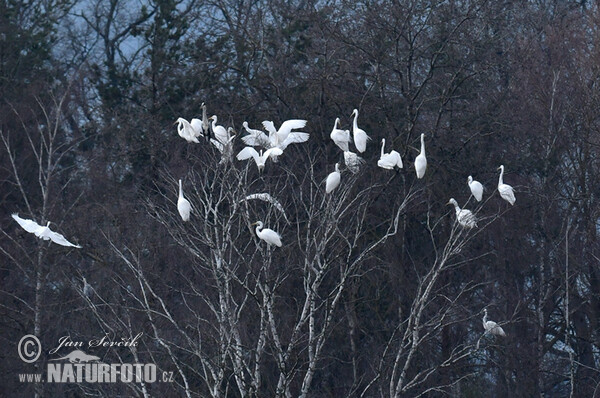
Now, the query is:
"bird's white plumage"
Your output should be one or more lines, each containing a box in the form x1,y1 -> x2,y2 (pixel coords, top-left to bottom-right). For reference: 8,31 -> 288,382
330,118 -> 352,152
253,221 -> 282,247
12,214 -> 82,248
262,119 -> 307,145
242,122 -> 309,154
415,133 -> 427,179
177,179 -> 191,221
236,147 -> 283,171
351,109 -> 370,153
326,163 -> 341,193
483,309 -> 506,337
343,151 -> 364,174
210,115 -> 230,144
176,118 -> 200,143
377,138 -> 403,170
497,165 -> 516,205
468,176 -> 484,202
448,199 -> 477,228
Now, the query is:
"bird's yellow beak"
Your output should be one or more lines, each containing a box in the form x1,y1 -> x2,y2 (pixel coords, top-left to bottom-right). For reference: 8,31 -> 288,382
250,222 -> 258,226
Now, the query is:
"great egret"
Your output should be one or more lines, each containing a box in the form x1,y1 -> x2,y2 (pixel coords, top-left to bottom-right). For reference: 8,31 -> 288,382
447,199 -> 477,228
326,163 -> 341,193
377,138 -> 403,170
262,119 -> 307,145
414,133 -> 427,179
252,221 -> 282,247
497,165 -> 516,205
242,121 -> 309,152
236,147 -> 283,171
12,214 -> 82,248
209,115 -> 230,144
178,179 -> 191,221
210,128 -> 236,164
330,118 -> 352,152
343,151 -> 364,174
468,176 -> 484,202
175,118 -> 200,143
351,109 -> 370,153
483,309 -> 506,337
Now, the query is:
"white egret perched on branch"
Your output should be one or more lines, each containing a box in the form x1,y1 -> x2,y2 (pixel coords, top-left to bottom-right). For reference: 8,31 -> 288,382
468,176 -> 484,202
12,214 -> 82,248
210,127 -> 236,164
236,147 -> 283,172
209,115 -> 230,144
330,118 -> 352,152
242,121 -> 309,151
497,165 -> 516,205
262,119 -> 307,146
252,221 -> 282,247
377,138 -> 403,170
351,109 -> 370,153
177,179 -> 191,221
326,163 -> 341,193
414,133 -> 427,179
482,308 -> 506,337
447,199 -> 477,228
343,151 -> 364,174
175,118 -> 200,143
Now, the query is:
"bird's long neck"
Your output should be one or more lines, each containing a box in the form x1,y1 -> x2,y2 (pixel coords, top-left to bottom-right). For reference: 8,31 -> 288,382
498,167 -> 504,186
352,112 -> 359,130
420,135 -> 425,155
381,140 -> 385,157
483,311 -> 488,324
179,180 -> 183,197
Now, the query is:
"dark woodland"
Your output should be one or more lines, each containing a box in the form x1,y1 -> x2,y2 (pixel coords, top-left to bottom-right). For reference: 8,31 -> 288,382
1,0 -> 599,396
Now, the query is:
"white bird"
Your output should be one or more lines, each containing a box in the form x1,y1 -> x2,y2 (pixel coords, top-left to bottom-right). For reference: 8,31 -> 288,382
326,163 -> 341,193
242,121 -> 272,148
177,179 -> 191,221
330,118 -> 352,152
377,138 -> 403,170
414,133 -> 427,179
497,165 -> 516,205
262,119 -> 307,146
468,176 -> 484,202
252,221 -> 282,247
343,151 -> 364,174
242,121 -> 309,152
236,147 -> 283,172
12,214 -> 82,248
210,128 -> 236,164
447,198 -> 477,228
209,115 -> 230,144
351,109 -> 370,153
175,118 -> 200,143
482,308 -> 506,337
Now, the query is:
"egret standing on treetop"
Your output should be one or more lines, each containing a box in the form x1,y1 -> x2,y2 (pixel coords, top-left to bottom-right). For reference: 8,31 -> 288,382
377,138 -> 403,170
447,198 -> 477,228
351,109 -> 370,153
175,118 -> 200,143
236,147 -> 283,172
209,115 -> 230,144
330,118 -> 352,152
414,133 -> 427,179
497,165 -> 516,205
468,176 -> 484,202
12,214 -> 82,248
252,221 -> 282,247
178,179 -> 191,221
482,308 -> 506,337
326,163 -> 341,193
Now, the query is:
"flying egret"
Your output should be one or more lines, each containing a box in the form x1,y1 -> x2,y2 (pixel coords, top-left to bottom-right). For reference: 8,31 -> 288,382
330,118 -> 352,152
175,118 -> 200,143
497,165 -> 516,205
483,308 -> 506,337
343,151 -> 364,174
178,179 -> 191,221
414,133 -> 427,179
326,163 -> 341,193
351,109 -> 370,153
447,199 -> 477,228
236,147 -> 283,172
252,221 -> 282,247
377,138 -> 403,170
209,115 -> 230,144
468,176 -> 484,202
262,119 -> 307,145
12,214 -> 82,248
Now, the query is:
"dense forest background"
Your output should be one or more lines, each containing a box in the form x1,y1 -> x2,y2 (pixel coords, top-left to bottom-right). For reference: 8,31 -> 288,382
1,0 -> 599,396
